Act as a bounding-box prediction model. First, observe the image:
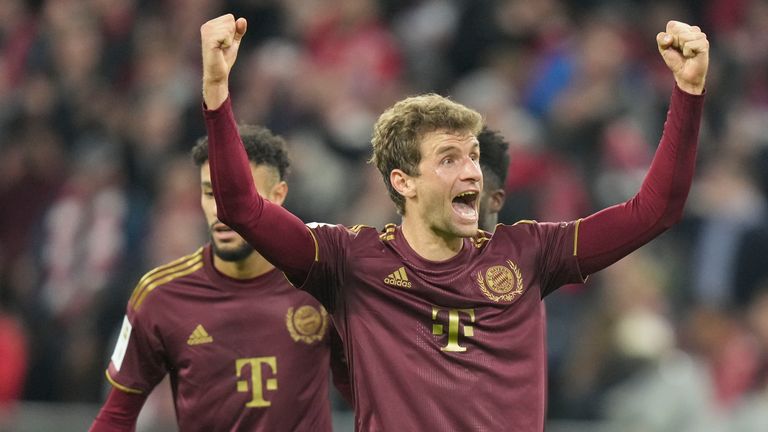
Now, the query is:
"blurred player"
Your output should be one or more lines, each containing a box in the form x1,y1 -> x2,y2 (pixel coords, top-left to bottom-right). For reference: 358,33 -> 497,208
89,126 -> 336,431
200,15 -> 708,430
477,127 -> 510,232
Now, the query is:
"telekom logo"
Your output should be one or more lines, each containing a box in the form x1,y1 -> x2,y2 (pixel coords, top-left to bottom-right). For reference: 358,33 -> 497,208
431,307 -> 475,352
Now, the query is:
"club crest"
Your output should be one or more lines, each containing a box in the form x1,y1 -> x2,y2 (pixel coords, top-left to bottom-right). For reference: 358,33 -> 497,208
477,260 -> 524,302
286,305 -> 328,344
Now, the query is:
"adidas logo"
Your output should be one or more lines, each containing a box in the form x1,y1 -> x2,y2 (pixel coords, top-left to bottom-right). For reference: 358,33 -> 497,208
384,267 -> 412,288
187,324 -> 213,345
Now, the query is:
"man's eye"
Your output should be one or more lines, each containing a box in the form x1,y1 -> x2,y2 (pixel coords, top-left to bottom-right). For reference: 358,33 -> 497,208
441,157 -> 454,165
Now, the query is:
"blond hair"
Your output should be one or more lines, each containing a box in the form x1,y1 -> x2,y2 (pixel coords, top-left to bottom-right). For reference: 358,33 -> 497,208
369,94 -> 483,214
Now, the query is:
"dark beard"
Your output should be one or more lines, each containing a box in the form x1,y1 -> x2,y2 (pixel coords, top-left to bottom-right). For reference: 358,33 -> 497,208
211,239 -> 255,262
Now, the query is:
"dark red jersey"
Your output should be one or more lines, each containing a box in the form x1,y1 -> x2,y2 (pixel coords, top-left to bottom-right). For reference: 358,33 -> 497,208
105,245 -> 333,431
300,221 -> 582,431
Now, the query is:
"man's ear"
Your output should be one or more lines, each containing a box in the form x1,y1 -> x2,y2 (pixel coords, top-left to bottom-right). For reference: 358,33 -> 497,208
268,181 -> 288,206
489,189 -> 506,213
390,169 -> 416,199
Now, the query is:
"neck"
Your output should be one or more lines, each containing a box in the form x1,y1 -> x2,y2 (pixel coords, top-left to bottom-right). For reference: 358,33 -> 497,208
401,217 -> 464,261
213,251 -> 273,280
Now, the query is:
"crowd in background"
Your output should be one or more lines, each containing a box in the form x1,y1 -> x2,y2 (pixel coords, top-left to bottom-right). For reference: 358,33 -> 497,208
1,0 -> 767,430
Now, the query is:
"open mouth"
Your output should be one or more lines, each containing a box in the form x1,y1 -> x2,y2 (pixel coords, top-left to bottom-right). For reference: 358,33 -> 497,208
451,191 -> 479,220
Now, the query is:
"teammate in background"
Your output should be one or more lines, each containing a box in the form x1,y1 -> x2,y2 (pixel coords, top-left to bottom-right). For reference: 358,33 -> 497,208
89,126 -> 335,431
200,14 -> 708,430
477,127 -> 510,232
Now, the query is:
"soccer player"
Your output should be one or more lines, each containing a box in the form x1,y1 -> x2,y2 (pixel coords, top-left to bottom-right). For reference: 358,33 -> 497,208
200,15 -> 708,430
476,127 -> 510,232
89,126 -> 335,431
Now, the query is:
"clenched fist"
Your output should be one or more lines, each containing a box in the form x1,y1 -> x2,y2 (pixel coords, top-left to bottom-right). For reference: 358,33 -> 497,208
201,14 -> 247,109
657,20 -> 709,95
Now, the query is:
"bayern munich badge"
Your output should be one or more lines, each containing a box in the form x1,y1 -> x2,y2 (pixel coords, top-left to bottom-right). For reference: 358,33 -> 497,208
476,260 -> 524,302
286,305 -> 328,344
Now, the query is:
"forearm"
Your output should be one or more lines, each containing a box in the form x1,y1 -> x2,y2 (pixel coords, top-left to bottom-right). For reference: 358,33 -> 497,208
89,388 -> 146,432
577,85 -> 704,275
203,97 -> 315,281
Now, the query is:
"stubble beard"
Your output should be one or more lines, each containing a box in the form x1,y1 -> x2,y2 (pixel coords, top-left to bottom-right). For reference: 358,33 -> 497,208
211,237 -> 255,262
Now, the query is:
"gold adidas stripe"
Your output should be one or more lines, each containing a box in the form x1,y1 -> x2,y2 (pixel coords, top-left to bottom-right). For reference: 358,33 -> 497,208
512,219 -> 537,226
398,267 -> 407,280
128,248 -> 203,307
573,218 -> 582,257
130,253 -> 203,309
307,227 -> 320,262
105,370 -> 143,394
133,260 -> 204,310
379,224 -> 396,241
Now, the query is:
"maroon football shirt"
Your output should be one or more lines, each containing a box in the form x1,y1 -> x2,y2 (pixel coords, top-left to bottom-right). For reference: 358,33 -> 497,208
106,245 -> 333,431
202,85 -> 703,430
302,221 -> 583,431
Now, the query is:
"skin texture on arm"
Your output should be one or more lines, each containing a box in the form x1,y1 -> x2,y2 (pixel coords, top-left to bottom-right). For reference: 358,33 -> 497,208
200,15 -> 315,283
574,21 -> 709,275
89,388 -> 147,432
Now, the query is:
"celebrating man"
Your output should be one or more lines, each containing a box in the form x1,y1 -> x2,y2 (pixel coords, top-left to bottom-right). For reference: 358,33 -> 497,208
200,14 -> 707,430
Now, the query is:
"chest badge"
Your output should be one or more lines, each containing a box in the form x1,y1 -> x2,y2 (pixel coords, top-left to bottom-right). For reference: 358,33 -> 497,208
477,260 -> 524,302
286,305 -> 328,344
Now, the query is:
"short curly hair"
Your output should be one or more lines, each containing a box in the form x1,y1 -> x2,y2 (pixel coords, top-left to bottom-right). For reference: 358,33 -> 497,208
369,94 -> 483,215
191,124 -> 290,181
477,127 -> 510,190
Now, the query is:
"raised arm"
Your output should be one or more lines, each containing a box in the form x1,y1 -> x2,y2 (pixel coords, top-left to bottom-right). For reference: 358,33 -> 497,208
200,15 -> 315,283
576,21 -> 709,276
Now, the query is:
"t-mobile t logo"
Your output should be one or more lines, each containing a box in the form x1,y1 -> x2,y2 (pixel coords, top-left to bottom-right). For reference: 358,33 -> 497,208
431,307 -> 475,352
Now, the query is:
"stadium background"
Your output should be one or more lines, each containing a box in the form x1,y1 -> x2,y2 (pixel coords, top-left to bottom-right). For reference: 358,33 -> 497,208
1,0 -> 767,430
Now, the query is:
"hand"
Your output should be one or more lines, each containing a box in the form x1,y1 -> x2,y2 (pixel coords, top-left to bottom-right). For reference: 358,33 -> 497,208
657,20 -> 709,95
200,14 -> 247,108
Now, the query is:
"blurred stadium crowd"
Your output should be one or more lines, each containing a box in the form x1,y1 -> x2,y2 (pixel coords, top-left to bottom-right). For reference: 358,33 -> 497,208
1,0 -> 767,430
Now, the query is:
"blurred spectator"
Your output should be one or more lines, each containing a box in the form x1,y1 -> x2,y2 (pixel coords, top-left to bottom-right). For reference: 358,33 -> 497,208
23,141 -> 132,402
0,310 -> 27,430
557,250 -> 676,419
728,283 -> 768,431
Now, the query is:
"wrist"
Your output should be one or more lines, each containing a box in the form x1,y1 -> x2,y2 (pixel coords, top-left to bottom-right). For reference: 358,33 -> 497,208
202,79 -> 229,110
675,79 -> 705,95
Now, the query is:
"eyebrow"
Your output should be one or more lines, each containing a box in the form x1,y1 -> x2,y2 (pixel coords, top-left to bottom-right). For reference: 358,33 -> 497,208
201,181 -> 212,188
434,141 -> 479,156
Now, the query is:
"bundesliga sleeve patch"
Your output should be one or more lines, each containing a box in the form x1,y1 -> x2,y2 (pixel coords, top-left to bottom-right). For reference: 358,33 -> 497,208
111,315 -> 132,371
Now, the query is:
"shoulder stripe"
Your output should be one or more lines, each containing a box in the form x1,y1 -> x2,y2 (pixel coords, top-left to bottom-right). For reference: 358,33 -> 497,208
132,259 -> 204,310
573,218 -> 582,256
379,223 -> 397,241
105,370 -> 143,394
306,226 -> 320,262
471,230 -> 490,248
128,248 -> 204,307
512,219 -> 538,225
129,252 -> 203,309
349,224 -> 370,234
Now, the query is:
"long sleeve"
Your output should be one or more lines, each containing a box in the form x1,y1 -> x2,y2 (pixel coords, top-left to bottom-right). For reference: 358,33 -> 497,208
576,85 -> 705,275
88,388 -> 147,432
203,97 -> 316,284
